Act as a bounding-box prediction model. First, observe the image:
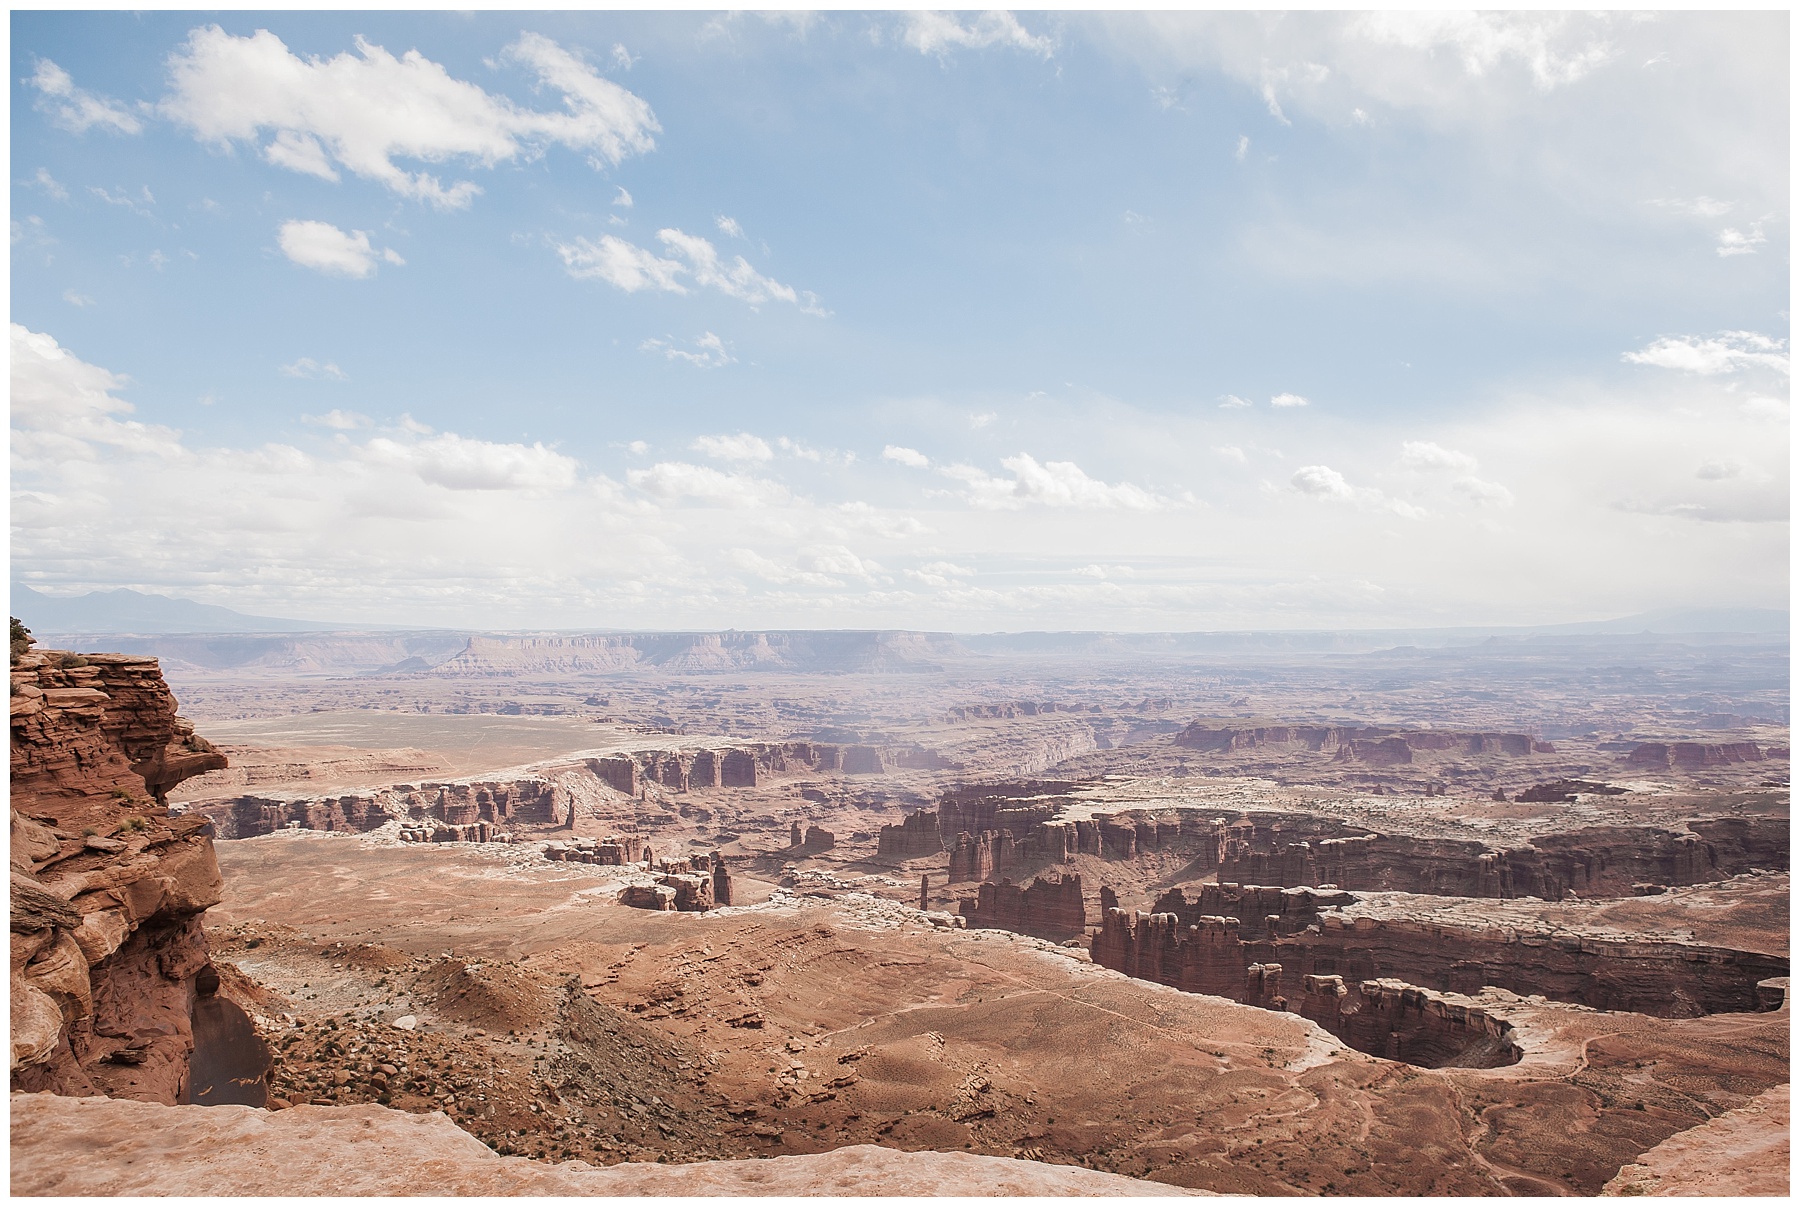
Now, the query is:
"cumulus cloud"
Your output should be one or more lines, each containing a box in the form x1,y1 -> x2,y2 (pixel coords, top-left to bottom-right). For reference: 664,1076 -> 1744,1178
641,331 -> 733,368
904,560 -> 974,588
904,12 -> 1054,58
1289,463 -> 1357,502
360,431 -> 578,491
1398,440 -> 1477,472
1290,464 -> 1427,518
277,220 -> 403,278
691,433 -> 772,462
1270,392 -> 1310,408
10,325 -> 182,463
882,445 -> 930,469
940,454 -> 1162,510
1716,222 -> 1766,257
160,27 -> 658,209
628,461 -> 789,507
280,357 -> 347,380
26,59 -> 143,135
1623,331 -> 1789,376
303,409 -> 369,430
556,227 -> 821,312
1218,394 -> 1253,409
1397,441 -> 1513,507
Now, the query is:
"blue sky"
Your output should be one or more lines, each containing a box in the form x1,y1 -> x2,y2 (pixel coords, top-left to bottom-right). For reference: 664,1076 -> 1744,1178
10,11 -> 1790,630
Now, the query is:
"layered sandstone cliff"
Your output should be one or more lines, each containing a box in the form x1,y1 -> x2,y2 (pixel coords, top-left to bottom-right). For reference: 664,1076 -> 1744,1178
11,649 -> 230,1104
1091,889 -> 1788,1021
959,874 -> 1086,941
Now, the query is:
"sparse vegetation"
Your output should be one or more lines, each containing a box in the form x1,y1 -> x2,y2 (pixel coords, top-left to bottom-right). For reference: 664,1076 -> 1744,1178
9,617 -> 33,664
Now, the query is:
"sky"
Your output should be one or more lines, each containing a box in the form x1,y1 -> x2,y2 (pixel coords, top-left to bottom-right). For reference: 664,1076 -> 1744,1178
9,10 -> 1791,632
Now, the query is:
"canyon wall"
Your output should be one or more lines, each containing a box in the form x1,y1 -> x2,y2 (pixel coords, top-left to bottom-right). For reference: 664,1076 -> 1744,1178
958,875 -> 1086,941
1176,724 -> 1553,758
1091,891 -> 1788,1020
926,787 -> 1787,902
11,650 -> 231,1104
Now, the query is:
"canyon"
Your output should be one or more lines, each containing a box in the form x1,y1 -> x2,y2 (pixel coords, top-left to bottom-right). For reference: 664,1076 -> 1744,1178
10,624 -> 1789,1196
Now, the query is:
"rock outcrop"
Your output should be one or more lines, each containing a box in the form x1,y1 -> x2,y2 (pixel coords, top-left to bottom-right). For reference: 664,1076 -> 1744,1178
1091,889 -> 1789,1021
198,778 -> 567,840
1176,724 -> 1548,758
1601,1084 -> 1789,1197
959,874 -> 1086,941
876,809 -> 945,859
1626,741 -> 1765,770
10,1093 -> 1198,1196
11,649 -> 230,1105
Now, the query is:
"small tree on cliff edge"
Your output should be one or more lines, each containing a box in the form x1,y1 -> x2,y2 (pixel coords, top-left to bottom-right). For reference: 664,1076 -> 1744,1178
11,617 -> 35,664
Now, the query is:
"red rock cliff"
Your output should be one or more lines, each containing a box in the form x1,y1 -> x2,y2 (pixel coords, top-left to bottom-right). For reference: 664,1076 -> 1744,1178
11,648 -> 229,1105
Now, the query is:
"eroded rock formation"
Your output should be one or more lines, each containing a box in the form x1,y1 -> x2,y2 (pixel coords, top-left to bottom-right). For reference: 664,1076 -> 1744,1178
958,874 -> 1086,941
1627,741 -> 1765,770
11,650 -> 231,1104
1091,888 -> 1788,1020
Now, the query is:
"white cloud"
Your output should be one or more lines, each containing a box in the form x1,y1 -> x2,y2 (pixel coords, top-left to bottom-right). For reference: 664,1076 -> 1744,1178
1623,331 -> 1789,376
160,27 -> 658,209
969,411 -> 998,429
626,440 -> 649,455
798,545 -> 881,581
90,185 -> 156,216
28,168 -> 69,200
277,220 -> 400,279
1650,196 -> 1733,218
554,234 -> 684,292
628,461 -> 789,507
1289,463 -> 1357,502
556,227 -> 820,312
1716,222 -> 1766,257
1234,135 -> 1249,162
612,43 -> 638,71
1351,12 -> 1615,91
904,12 -> 1054,58
903,559 -> 974,588
941,453 -> 1162,511
1270,392 -> 1310,408
363,431 -> 579,491
1398,440 -> 1478,472
641,332 -> 733,368
1218,394 -> 1253,409
10,325 -> 182,463
612,186 -> 633,208
882,445 -> 930,469
716,215 -> 745,239
728,548 -> 842,588
303,409 -> 370,430
691,433 -> 772,462
1213,444 -> 1247,463
1290,464 -> 1429,518
26,59 -> 143,135
1695,460 -> 1742,481
280,357 -> 348,380
61,289 -> 94,308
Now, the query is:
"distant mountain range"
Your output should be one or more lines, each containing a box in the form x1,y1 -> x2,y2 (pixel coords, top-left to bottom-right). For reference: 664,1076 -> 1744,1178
11,582 -> 1786,646
11,583 -> 354,635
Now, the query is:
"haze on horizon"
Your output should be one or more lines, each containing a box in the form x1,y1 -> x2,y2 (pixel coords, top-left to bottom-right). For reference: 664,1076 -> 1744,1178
10,11 -> 1790,634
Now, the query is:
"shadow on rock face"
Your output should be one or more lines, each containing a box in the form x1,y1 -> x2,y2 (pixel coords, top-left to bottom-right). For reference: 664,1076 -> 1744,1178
185,966 -> 270,1108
